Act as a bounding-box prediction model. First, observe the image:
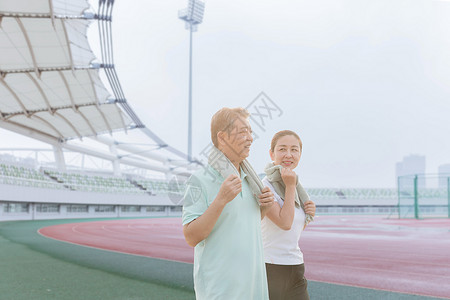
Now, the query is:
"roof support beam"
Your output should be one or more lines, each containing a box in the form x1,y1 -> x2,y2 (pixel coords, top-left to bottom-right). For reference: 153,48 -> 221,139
0,13 -> 94,20
114,104 -> 127,133
25,73 -> 53,114
85,69 -> 99,102
94,135 -> 191,168
85,69 -> 113,134
48,0 -> 55,26
4,107 -> 95,140
58,70 -> 76,110
76,109 -> 98,136
60,19 -> 74,71
15,18 -> 40,78
53,144 -> 67,171
0,120 -> 60,145
1,102 -> 97,118
95,105 -> 113,135
61,142 -> 176,174
0,65 -> 99,75
0,75 -> 29,116
54,111 -> 82,140
29,113 -> 64,139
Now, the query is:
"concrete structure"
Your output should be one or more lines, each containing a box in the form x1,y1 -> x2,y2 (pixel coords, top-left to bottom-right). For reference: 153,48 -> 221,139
438,164 -> 450,189
396,154 -> 426,188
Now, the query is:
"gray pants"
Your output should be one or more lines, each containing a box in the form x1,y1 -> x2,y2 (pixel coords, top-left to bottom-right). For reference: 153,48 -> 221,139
265,263 -> 310,300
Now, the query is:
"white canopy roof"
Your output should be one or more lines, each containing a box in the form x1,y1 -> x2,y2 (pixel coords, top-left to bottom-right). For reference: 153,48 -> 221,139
0,0 -> 199,173
0,0 -> 133,141
0,0 -> 89,16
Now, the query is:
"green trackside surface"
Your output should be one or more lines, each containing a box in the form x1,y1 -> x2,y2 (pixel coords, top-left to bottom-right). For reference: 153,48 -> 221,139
0,218 -> 195,300
0,218 -> 444,300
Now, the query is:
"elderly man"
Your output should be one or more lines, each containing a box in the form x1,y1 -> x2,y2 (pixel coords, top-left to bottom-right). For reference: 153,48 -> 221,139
182,107 -> 274,299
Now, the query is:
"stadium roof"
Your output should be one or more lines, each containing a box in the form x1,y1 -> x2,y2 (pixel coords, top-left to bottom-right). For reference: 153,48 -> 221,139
0,0 -> 200,171
0,0 -> 134,142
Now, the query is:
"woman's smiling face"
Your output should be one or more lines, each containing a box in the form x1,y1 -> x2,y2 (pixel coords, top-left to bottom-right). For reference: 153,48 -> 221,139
270,134 -> 301,169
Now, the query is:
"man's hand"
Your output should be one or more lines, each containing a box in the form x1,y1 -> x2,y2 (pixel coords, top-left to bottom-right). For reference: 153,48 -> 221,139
258,187 -> 274,207
259,187 -> 274,219
216,174 -> 242,205
304,200 -> 316,217
183,174 -> 242,247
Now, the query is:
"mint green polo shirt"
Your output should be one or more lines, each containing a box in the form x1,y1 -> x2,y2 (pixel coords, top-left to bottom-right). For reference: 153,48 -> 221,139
182,165 -> 269,300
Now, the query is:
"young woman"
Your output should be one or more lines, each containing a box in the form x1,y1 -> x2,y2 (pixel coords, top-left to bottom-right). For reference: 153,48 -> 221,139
261,130 -> 316,300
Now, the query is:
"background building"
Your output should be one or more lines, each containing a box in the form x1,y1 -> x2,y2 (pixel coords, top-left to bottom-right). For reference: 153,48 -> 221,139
396,154 -> 426,188
438,164 -> 450,189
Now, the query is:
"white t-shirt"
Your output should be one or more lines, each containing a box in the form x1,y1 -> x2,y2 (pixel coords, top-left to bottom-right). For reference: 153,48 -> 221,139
261,177 -> 305,265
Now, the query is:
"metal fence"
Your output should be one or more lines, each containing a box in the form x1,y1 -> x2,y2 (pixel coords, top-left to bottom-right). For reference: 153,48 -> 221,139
398,174 -> 450,219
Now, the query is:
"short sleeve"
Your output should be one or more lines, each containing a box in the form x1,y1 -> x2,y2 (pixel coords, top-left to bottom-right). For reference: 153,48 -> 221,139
182,174 -> 208,226
262,177 -> 284,207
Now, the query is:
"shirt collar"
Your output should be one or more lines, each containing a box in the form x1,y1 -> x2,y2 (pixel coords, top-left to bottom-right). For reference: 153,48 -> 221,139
240,167 -> 248,180
205,164 -> 247,181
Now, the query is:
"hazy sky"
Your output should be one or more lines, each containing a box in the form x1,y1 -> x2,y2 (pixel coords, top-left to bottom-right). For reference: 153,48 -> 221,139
1,0 -> 450,188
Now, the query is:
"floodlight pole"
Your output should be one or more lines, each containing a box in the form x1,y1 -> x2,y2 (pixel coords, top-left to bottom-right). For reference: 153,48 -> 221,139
414,175 -> 419,219
188,26 -> 193,163
447,177 -> 450,218
179,0 -> 205,163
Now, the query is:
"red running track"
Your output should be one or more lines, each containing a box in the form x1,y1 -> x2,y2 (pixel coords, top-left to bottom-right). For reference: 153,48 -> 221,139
39,216 -> 450,299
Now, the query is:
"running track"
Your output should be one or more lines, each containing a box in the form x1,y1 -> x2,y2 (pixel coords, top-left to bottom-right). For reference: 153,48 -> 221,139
39,216 -> 450,299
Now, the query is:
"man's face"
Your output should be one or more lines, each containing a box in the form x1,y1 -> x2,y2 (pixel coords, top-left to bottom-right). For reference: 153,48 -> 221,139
220,118 -> 253,163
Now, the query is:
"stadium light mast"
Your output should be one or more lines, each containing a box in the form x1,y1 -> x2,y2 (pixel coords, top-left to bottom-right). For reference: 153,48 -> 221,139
178,0 -> 205,162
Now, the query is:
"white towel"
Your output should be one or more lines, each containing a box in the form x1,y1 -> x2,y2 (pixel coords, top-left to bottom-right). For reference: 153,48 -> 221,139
264,162 -> 314,227
208,146 -> 264,205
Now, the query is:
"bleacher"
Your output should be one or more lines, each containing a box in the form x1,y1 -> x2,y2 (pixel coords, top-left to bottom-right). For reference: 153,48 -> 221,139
307,188 -> 397,201
0,162 -> 182,195
4,160 -> 447,210
3,160 -> 448,219
0,161 -> 188,221
0,163 -> 64,190
136,179 -> 170,193
43,169 -> 144,194
0,161 -> 405,200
